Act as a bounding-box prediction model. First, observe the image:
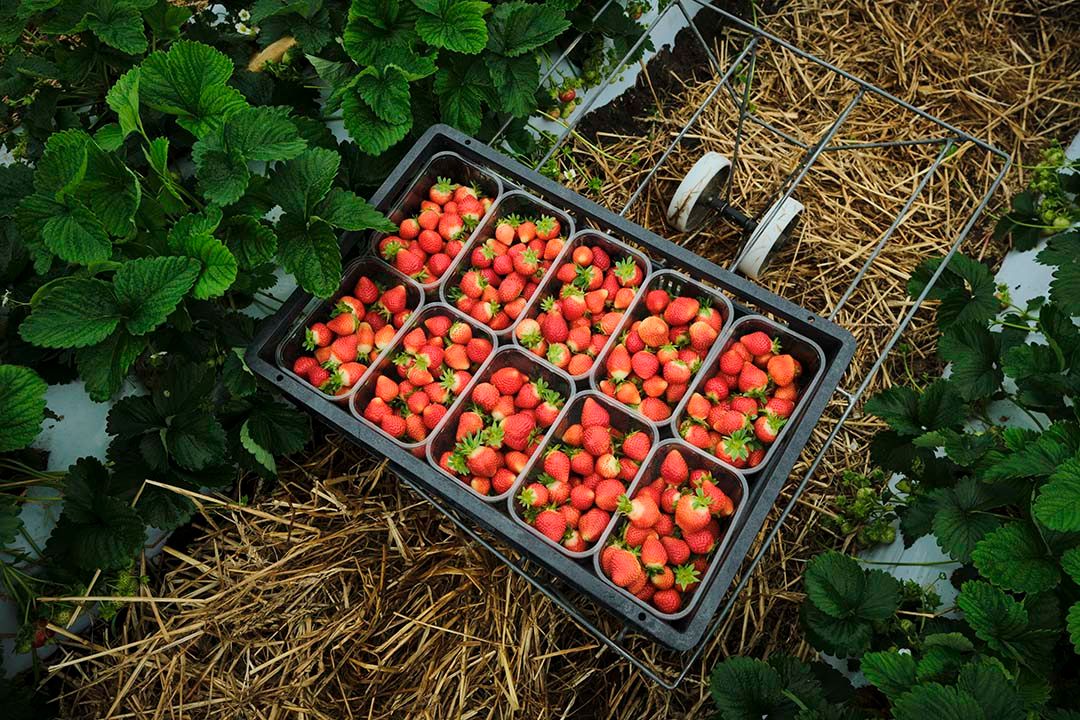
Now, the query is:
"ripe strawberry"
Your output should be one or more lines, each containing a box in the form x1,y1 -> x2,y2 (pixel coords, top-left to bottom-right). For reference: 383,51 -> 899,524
502,412 -> 536,451
767,354 -> 798,387
579,508 -> 611,542
303,323 -> 333,350
562,423 -> 583,446
619,494 -> 660,528
684,528 -> 715,554
398,217 -> 420,240
689,321 -> 718,351
541,311 -> 569,344
429,176 -> 454,205
637,316 -> 669,348
650,566 -> 675,591
418,208 -> 440,231
543,447 -> 571,483
518,481 -> 550,508
492,468 -> 517,495
700,478 -> 734,516
466,337 -> 493,364
621,431 -> 652,462
737,363 -> 769,393
765,397 -> 795,418
639,397 -> 671,421
753,413 -> 786,444
713,409 -> 747,435
652,589 -> 682,613
631,351 -> 659,380
381,285 -> 407,314
326,334 -> 360,365
292,356 -> 320,379
380,413 -> 406,438
570,484 -> 595,511
580,397 -> 610,428
582,426 -> 612,457
664,297 -> 699,325
645,289 -> 670,314
594,478 -> 626,511
686,392 -> 711,420
660,536 -> 690,566
748,447 -> 766,467
534,509 -> 567,543
438,213 -> 464,241
674,489 -> 712,533
640,536 -> 668,571
491,366 -> 524,395
535,215 -> 560,241
614,381 -> 641,406
567,354 -> 593,376
659,449 -> 689,484
608,548 -> 643,588
740,331 -> 775,356
325,311 -> 358,335
613,257 -> 643,287
422,403 -> 447,430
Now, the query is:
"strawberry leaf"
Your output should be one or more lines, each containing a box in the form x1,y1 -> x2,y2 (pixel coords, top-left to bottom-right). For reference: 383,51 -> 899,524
240,419 -> 276,473
221,215 -> 278,269
865,380 -> 964,437
269,147 -> 340,220
341,86 -> 412,156
412,0 -> 489,54
981,421 -> 1077,482
167,209 -> 238,300
892,684 -> 984,720
314,188 -> 396,232
709,657 -> 811,720
106,66 -> 142,139
225,105 -> 308,162
486,53 -> 539,117
908,254 -> 999,331
192,142 -> 249,206
0,364 -> 47,452
245,399 -> 311,457
434,58 -> 488,135
114,255 -> 201,334
860,650 -> 916,699
971,521 -> 1060,594
0,497 -> 23,547
1068,602 -> 1080,656
168,410 -> 227,470
353,65 -> 412,124
930,477 -> 1002,562
81,142 -> 141,236
75,330 -> 147,401
938,321 -> 1002,401
19,277 -> 122,348
956,661 -> 1025,720
223,349 -> 258,398
956,581 -> 1059,673
800,551 -> 899,656
34,128 -> 91,199
85,0 -> 152,55
139,40 -> 247,138
41,196 -> 112,264
45,458 -> 146,572
277,215 -> 341,298
343,0 -> 421,68
1033,456 -> 1080,531
486,0 -> 568,57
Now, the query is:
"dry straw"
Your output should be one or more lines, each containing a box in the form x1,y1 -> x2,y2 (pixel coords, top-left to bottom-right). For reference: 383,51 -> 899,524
55,0 -> 1079,717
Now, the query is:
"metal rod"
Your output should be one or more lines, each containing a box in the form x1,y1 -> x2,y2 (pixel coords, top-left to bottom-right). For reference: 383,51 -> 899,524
675,152 -> 1011,687
619,38 -> 759,217
823,135 -> 958,153
828,140 -> 954,319
725,41 -> 759,203
684,0 -> 1010,163
731,88 -> 864,271
535,4 -> 678,170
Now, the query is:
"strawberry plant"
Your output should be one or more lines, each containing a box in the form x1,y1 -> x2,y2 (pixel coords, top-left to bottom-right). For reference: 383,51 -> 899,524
710,222 -> 1080,716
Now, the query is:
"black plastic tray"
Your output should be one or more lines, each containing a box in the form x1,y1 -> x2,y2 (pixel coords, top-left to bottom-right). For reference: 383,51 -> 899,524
246,124 -> 856,652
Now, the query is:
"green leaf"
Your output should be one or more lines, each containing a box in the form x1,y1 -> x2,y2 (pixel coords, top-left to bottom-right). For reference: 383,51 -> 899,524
245,400 -> 311,457
343,0 -> 421,68
972,521 -> 1060,593
931,477 -> 1002,562
0,163 -> 34,216
938,321 -> 1002,402
19,277 -> 122,348
487,53 -> 539,117
94,123 -> 125,151
908,254 -> 999,330
80,143 -> 141,236
114,256 -> 199,334
314,188 -> 396,232
269,147 -> 340,219
0,364 -> 48,452
804,551 -> 900,620
486,0 -> 568,56
143,0 -> 191,39
85,0 -> 147,54
860,650 -> 916,699
75,331 -> 147,402
893,684 -> 985,720
35,128 -> 91,198
107,395 -> 164,437
412,0 -> 489,53
1033,456 -> 1080,531
957,580 -> 1029,653
353,65 -> 412,124
956,661 -> 1025,720
41,196 -> 111,264
433,58 -> 488,135
192,141 -> 249,206
0,497 -> 23,547
341,87 -> 412,156
1049,259 -> 1080,316
167,410 -> 226,470
240,419 -> 276,473
1068,602 -> 1080,655
223,349 -> 257,398
709,657 -> 802,720
222,215 -> 278,269
139,40 -> 247,137
983,423 -> 1078,482
46,458 -> 146,572
277,216 -> 341,298
917,633 -> 974,681
865,380 -> 964,437
224,105 -> 308,161
800,602 -> 875,657
106,66 -> 141,138
1063,547 -> 1080,585
167,206 -> 238,299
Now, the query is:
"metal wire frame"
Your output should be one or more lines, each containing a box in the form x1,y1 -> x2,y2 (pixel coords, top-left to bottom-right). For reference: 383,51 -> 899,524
462,0 -> 1010,689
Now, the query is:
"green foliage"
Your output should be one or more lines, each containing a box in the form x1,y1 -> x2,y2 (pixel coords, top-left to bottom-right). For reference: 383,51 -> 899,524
0,365 -> 48,452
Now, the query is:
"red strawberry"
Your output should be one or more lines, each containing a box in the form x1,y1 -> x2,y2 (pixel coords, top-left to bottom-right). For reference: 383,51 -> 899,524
689,321 -> 718,351
681,422 -> 712,449
608,548 -> 643,587
605,344 -> 632,381
491,366 -> 524,395
700,478 -> 734,516
381,285 -> 407,314
753,413 -> 786,444
292,356 -> 320,379
719,350 -> 744,376
652,589 -> 682,613
582,426 -> 612,457
534,509 -> 567,542
684,528 -> 715,554
740,331 -> 775,356
438,213 -> 464,241
619,494 -> 660,529
659,449 -> 689,484
621,431 -> 652,462
570,484 -> 595,511
492,468 -> 517,494
579,508 -> 611,542
674,489 -> 712,533
326,334 -> 360,365
466,337 -> 493,364
638,397 -> 671,421
660,536 -> 690,566
429,177 -> 454,204
535,215 -> 560,241
645,289 -> 670,314
580,397 -> 610,428
737,363 -> 769,393
502,412 -> 536,451
640,536 -> 668,571
303,323 -> 333,350
767,354 -> 798,387
650,566 -> 675,591
326,313 -> 358,336
765,397 -> 795,418
686,393 -> 711,420
541,311 -> 569,343
380,413 -> 407,438
543,447 -> 571,483
518,482 -> 549,508
713,409 -> 747,436
664,297 -> 699,326
637,316 -> 669,348
631,351 -> 659,380
594,478 -> 626,511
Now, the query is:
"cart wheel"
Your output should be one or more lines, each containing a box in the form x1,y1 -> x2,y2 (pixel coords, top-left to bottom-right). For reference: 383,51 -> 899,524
736,197 -> 804,279
666,152 -> 731,233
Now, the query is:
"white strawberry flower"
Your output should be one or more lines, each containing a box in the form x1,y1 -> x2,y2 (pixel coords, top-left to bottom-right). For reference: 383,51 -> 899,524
238,8 -> 250,20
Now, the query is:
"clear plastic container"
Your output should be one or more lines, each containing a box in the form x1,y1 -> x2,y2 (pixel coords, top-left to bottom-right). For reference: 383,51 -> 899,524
590,438 -> 748,621
438,190 -> 577,338
370,151 -> 504,290
425,347 -> 576,503
348,303 -> 497,456
669,314 -> 827,475
588,269 -> 735,429
511,229 -> 653,380
506,392 -> 659,560
275,258 -> 427,403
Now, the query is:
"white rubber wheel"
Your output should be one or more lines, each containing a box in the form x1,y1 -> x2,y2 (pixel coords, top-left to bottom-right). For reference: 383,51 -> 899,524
666,152 -> 732,232
737,197 -> 804,279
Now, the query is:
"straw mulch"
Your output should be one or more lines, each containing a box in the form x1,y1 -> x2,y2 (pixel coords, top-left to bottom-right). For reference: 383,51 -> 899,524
54,0 -> 1079,717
